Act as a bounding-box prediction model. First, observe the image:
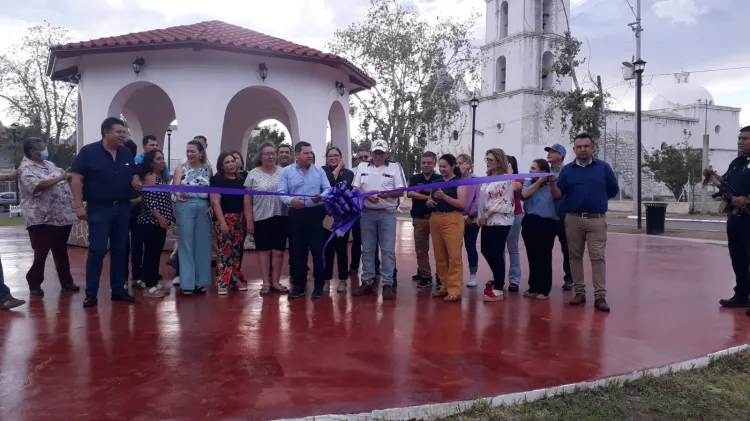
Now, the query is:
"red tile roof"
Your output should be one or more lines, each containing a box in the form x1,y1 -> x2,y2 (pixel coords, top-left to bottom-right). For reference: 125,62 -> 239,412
49,20 -> 375,88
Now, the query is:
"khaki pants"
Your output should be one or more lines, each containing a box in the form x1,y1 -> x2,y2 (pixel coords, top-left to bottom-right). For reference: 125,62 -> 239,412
564,214 -> 607,298
430,212 -> 464,296
412,217 -> 432,277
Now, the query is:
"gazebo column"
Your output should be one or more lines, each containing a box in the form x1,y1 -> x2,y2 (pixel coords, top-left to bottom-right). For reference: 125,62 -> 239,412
292,100 -> 328,166
170,94 -> 226,169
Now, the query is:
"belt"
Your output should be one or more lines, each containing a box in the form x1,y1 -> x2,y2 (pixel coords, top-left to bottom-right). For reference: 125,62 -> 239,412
364,207 -> 397,211
567,212 -> 605,219
412,215 -> 431,219
89,200 -> 130,207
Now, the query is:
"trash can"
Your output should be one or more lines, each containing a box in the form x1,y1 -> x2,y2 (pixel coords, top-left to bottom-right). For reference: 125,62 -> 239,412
644,202 -> 668,235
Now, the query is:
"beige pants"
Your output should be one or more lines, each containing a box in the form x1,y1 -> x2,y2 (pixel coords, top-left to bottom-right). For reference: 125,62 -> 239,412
412,217 -> 432,277
564,214 -> 607,298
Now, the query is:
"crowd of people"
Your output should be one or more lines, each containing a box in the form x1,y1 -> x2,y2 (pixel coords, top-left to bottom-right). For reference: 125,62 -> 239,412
2,117 -> 748,315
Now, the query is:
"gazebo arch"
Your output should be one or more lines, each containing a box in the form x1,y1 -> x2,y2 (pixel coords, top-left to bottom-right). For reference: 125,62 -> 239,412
327,100 -> 350,161
220,85 -> 300,162
108,81 -> 177,155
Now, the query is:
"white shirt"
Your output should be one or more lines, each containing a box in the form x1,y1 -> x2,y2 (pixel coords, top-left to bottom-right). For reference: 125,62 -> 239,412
353,160 -> 406,210
478,180 -> 515,226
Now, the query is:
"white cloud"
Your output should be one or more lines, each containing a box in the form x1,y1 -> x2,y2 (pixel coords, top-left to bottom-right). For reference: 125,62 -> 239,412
651,0 -> 708,24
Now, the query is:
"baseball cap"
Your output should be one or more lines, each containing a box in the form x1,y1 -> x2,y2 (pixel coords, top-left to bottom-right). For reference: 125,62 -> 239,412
371,140 -> 388,153
544,144 -> 567,156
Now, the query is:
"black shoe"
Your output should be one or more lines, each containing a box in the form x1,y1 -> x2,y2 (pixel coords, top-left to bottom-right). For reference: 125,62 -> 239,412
61,283 -> 80,292
111,291 -> 136,303
746,308 -> 750,316
312,286 -> 324,299
30,289 -> 44,297
0,295 -> 25,310
720,296 -> 749,308
417,277 -> 433,289
412,272 -> 422,281
508,284 -> 519,293
289,289 -> 305,299
382,285 -> 396,300
348,267 -> 359,274
562,281 -> 573,291
83,295 -> 98,308
157,274 -> 164,281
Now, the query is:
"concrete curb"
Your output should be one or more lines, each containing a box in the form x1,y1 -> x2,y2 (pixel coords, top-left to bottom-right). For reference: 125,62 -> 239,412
275,345 -> 749,421
609,232 -> 727,245
614,215 -> 726,224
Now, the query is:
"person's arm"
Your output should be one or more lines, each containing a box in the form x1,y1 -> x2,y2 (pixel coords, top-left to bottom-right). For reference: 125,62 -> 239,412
19,165 -> 65,194
352,164 -> 362,191
407,175 -> 430,200
70,152 -> 88,217
482,182 -> 514,219
243,175 -> 254,221
555,166 -> 569,194
332,160 -> 344,180
171,166 -> 185,202
512,180 -> 523,191
320,167 -> 332,195
0,169 -> 18,182
209,177 -> 227,229
549,177 -> 562,200
380,165 -> 406,199
440,185 -> 466,210
604,163 -> 619,199
278,168 -> 293,206
521,178 -> 546,199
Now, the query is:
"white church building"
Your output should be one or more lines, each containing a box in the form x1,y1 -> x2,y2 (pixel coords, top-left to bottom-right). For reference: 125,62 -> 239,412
437,0 -> 741,196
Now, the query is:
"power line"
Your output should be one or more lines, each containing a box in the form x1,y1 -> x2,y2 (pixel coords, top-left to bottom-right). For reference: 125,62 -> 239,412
645,66 -> 749,77
572,0 -> 611,20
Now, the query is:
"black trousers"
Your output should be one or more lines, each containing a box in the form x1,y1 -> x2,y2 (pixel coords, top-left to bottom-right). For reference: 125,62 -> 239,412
324,229 -> 350,281
289,207 -> 326,291
140,224 -> 167,288
727,214 -> 750,298
481,225 -> 511,291
127,209 -> 144,281
554,214 -> 573,282
521,214 -> 557,296
350,219 -> 362,270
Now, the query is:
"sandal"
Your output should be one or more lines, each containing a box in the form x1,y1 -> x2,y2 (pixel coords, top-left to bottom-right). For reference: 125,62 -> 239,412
270,284 -> 289,294
260,286 -> 271,296
182,289 -> 193,296
444,294 -> 461,302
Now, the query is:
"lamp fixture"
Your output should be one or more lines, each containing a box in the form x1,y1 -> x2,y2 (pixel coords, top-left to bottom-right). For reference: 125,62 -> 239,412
335,81 -> 346,96
132,57 -> 145,75
633,58 -> 646,73
10,123 -> 19,133
470,95 -> 479,108
259,62 -> 268,81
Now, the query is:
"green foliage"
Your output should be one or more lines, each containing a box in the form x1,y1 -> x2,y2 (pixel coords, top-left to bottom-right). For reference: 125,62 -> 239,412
0,23 -> 77,168
327,0 -> 481,176
643,141 -> 703,201
245,124 -> 287,170
2,123 -> 75,169
543,31 -> 609,145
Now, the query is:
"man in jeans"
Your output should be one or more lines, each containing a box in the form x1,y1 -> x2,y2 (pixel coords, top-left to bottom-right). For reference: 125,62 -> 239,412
556,133 -> 618,312
352,140 -> 405,300
545,143 -> 574,290
407,151 -> 440,288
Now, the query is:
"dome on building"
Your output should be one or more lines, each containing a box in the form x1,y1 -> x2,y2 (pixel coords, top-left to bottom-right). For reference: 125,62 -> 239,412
648,72 -> 714,111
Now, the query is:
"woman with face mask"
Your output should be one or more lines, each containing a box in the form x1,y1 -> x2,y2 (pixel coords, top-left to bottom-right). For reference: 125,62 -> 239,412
17,137 -> 80,297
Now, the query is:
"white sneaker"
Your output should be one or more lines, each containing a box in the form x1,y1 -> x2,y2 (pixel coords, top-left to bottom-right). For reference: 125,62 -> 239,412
466,274 -> 477,287
172,276 -> 180,286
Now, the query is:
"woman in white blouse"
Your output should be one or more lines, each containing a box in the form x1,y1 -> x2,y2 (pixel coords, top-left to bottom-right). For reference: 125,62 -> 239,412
477,148 -> 516,302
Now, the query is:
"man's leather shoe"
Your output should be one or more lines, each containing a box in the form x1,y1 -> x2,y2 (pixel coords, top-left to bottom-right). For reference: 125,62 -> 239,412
111,292 -> 136,303
569,293 -> 586,306
30,289 -> 44,297
83,296 -> 98,308
353,284 -> 374,296
61,283 -> 80,292
594,297 -> 610,312
719,296 -> 749,308
288,289 -> 305,299
382,285 -> 396,300
311,286 -> 324,299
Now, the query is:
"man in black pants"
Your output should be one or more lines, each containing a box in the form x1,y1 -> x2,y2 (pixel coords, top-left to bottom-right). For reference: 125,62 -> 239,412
545,143 -> 573,290
709,126 -> 750,312
278,142 -> 331,299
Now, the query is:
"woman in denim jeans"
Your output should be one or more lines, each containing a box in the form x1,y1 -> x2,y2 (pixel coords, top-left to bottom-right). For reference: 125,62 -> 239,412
505,155 -> 523,292
457,154 -> 480,287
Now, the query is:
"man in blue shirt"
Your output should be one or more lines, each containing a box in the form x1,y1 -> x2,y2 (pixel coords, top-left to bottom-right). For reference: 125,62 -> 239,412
71,117 -> 142,308
278,141 -> 331,299
134,135 -> 171,179
545,143 -> 574,290
556,133 -> 619,312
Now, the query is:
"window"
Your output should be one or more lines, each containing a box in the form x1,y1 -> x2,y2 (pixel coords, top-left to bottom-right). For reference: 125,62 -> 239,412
542,0 -> 553,33
541,51 -> 554,89
499,1 -> 509,38
715,125 -> 721,134
496,56 -> 507,93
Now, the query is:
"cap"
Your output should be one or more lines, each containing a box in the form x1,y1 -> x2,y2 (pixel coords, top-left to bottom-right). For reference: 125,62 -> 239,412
371,140 -> 388,153
544,143 -> 567,156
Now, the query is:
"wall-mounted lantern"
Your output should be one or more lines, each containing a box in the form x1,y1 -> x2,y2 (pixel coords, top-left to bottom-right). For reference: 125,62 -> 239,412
132,57 -> 145,75
335,81 -> 346,96
259,63 -> 268,82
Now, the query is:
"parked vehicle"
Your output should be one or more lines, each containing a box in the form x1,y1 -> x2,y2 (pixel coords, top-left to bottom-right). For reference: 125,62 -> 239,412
0,192 -> 17,212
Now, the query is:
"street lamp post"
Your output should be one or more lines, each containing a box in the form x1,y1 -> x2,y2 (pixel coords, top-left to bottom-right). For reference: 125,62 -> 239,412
9,123 -> 19,205
166,128 -> 173,170
470,94 -> 479,163
633,58 -> 646,229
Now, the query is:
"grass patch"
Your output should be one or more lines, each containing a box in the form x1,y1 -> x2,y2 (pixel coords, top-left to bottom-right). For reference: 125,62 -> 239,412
446,350 -> 750,421
0,217 -> 25,227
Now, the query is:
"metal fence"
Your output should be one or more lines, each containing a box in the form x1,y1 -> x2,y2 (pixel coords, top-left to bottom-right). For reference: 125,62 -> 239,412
0,180 -> 17,194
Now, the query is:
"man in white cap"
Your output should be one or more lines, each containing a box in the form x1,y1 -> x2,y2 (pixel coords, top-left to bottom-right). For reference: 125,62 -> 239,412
352,139 -> 405,300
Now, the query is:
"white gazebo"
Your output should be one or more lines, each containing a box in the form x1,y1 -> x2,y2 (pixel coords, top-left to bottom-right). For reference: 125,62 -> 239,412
46,20 -> 375,168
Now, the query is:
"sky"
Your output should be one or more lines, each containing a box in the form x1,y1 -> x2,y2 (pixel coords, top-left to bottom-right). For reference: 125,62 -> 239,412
0,0 -> 747,136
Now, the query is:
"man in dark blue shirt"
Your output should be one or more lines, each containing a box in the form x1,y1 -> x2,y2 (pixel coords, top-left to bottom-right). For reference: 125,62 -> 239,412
556,133 -> 619,312
71,117 -> 141,308
706,126 -> 750,312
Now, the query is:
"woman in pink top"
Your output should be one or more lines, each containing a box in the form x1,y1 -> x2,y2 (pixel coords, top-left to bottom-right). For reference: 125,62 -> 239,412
457,154 -> 480,287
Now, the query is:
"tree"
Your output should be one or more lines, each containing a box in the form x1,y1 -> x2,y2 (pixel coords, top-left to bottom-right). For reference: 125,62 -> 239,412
245,124 -> 288,169
643,138 -> 702,201
328,0 -> 481,176
0,23 -> 78,168
542,3 -> 609,147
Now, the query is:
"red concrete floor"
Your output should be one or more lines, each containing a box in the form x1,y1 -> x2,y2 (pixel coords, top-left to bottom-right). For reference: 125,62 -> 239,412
0,223 -> 748,421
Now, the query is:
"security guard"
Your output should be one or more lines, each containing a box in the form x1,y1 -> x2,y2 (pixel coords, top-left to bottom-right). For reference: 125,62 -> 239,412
706,126 -> 750,312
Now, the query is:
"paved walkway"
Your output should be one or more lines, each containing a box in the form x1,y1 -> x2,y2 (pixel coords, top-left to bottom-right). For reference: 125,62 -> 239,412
0,224 -> 747,421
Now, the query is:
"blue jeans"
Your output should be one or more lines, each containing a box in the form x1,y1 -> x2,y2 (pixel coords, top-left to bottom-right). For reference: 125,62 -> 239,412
175,199 -> 212,290
0,255 -> 10,298
361,208 -> 397,286
506,213 -> 522,285
86,203 -> 132,297
464,223 -> 480,273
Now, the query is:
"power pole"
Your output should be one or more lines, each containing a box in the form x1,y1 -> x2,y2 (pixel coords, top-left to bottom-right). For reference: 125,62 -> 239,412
629,0 -> 645,228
